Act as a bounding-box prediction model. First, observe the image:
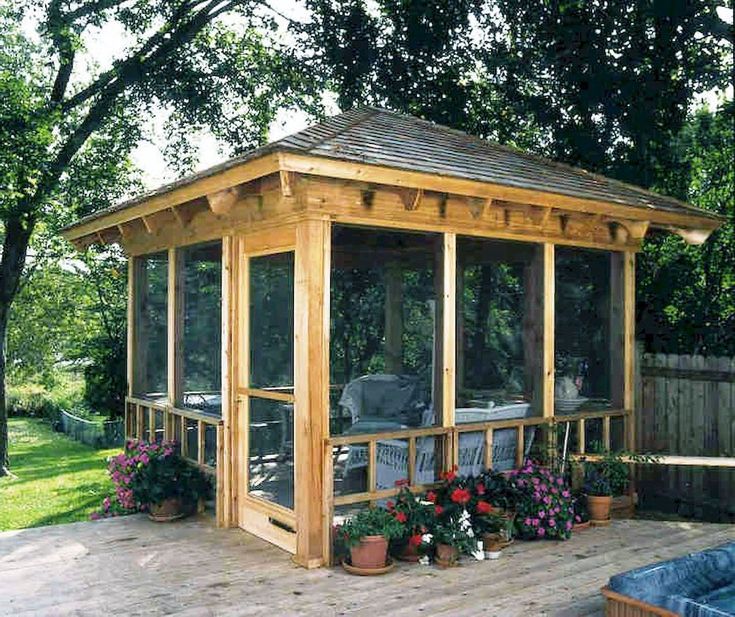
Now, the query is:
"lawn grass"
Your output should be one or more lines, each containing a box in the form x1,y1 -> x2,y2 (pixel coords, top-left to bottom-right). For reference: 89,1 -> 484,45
0,417 -> 119,531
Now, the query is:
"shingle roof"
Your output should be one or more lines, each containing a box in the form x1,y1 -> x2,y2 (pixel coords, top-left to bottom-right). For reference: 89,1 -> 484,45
65,106 -> 722,232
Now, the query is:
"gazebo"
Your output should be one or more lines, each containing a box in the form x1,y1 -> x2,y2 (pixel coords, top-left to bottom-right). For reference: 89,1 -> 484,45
62,107 -> 723,568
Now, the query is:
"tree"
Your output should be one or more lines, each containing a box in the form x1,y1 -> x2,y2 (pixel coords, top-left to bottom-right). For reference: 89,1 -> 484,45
637,101 -> 734,355
0,1 -> 317,473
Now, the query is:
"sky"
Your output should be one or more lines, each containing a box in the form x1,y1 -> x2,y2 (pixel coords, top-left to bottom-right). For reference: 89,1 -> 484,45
22,2 -> 735,193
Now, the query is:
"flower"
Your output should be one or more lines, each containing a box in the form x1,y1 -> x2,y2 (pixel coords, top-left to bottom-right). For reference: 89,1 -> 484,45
475,482 -> 486,495
537,527 -> 546,537
475,500 -> 493,515
450,488 -> 471,505
425,491 -> 437,503
395,511 -> 408,523
435,505 -> 444,515
386,500 -> 395,510
408,533 -> 423,547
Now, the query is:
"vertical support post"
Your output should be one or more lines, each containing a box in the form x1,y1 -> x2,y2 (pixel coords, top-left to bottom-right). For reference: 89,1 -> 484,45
219,236 -> 235,527
515,427 -> 525,468
542,244 -> 556,463
367,440 -> 377,503
408,437 -> 416,485
167,248 -> 183,409
623,252 -> 636,451
197,420 -> 205,465
603,415 -> 612,451
236,238 -> 249,524
384,262 -> 404,374
578,418 -> 586,454
180,415 -> 188,458
294,217 -> 330,569
441,233 -> 457,470
127,257 -> 135,402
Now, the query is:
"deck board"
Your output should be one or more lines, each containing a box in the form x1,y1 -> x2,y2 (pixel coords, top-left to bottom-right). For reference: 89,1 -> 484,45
1,516 -> 732,616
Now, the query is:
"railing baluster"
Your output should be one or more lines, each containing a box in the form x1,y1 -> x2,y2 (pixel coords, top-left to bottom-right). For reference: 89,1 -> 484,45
578,418 -> 586,454
181,415 -> 188,458
603,415 -> 611,451
368,440 -> 377,506
136,404 -> 143,439
516,427 -> 525,468
198,420 -> 205,466
407,437 -> 416,486
484,428 -> 493,471
148,407 -> 155,442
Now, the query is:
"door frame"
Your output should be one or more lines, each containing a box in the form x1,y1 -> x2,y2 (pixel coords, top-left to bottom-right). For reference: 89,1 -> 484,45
235,226 -> 297,554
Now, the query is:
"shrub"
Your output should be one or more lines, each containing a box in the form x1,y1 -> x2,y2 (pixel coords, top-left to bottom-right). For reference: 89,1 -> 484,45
509,461 -> 574,540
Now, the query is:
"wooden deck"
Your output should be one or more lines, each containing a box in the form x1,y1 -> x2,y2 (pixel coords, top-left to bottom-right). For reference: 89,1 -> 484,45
1,516 -> 733,616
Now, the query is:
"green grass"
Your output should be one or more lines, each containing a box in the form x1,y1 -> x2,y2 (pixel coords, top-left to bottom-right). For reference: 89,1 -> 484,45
0,418 -> 120,531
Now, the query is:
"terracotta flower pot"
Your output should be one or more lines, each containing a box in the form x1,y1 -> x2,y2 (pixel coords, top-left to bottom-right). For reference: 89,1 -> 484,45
435,543 -> 459,567
587,495 -> 612,523
573,520 -> 591,531
397,541 -> 421,563
350,535 -> 388,569
483,533 -> 504,553
148,497 -> 187,522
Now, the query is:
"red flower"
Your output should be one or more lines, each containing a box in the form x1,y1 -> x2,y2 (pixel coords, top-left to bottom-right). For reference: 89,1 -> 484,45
476,500 -> 493,515
395,511 -> 408,523
408,533 -> 422,547
394,478 -> 409,487
426,491 -> 437,503
435,505 -> 444,515
476,482 -> 486,495
450,488 -> 471,505
386,500 -> 395,511
444,470 -> 457,482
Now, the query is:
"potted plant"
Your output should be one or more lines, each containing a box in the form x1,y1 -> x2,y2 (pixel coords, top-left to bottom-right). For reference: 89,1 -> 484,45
474,509 -> 511,559
387,482 -> 432,562
97,439 -> 210,521
340,507 -> 403,572
431,516 -> 477,567
584,466 -> 613,525
508,461 -> 575,540
476,470 -> 519,541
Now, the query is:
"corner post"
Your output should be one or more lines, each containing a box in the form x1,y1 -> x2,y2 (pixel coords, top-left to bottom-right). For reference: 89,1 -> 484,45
294,217 -> 331,568
542,243 -> 556,462
623,251 -> 636,451
441,233 -> 457,469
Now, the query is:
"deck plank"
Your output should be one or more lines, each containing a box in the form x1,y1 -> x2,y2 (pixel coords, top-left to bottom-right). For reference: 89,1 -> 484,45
1,515 -> 732,616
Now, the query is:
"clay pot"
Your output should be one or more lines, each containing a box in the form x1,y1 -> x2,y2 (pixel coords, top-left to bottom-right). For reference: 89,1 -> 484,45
350,535 -> 388,570
573,520 -> 591,531
587,495 -> 612,523
483,533 -> 504,553
435,543 -> 459,567
397,541 -> 421,563
148,497 -> 187,522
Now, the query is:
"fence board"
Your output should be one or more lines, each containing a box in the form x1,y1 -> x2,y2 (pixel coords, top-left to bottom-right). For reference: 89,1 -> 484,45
638,351 -> 735,521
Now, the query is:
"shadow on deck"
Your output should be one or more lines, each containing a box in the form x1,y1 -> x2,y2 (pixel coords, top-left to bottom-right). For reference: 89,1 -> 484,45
1,515 -> 733,616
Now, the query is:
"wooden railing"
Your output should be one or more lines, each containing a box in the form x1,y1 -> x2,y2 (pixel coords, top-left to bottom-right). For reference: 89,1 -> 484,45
323,408 -> 632,563
125,396 -> 223,473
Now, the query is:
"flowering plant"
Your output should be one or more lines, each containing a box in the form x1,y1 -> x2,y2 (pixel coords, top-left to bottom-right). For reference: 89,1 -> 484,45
508,461 -> 574,540
387,482 -> 433,553
91,439 -> 209,519
572,492 -> 589,525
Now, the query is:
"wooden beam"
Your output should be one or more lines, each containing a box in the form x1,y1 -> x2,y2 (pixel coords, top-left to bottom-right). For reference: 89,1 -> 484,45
467,196 -> 488,219
674,227 -> 713,245
170,206 -> 186,228
294,218 -> 330,568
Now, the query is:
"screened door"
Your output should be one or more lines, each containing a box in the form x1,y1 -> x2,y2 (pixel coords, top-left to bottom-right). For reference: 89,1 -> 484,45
237,229 -> 297,553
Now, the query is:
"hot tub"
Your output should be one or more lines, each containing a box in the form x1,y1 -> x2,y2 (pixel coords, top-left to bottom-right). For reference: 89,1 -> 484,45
603,541 -> 735,616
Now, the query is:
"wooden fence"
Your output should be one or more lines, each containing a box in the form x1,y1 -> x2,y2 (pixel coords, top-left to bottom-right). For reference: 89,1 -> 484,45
636,350 -> 735,521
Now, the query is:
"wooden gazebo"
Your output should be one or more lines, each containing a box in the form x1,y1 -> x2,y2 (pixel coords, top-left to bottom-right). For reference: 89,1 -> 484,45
62,107 -> 723,568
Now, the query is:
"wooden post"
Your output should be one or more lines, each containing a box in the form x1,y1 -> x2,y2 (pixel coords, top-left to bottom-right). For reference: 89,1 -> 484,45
219,235 -> 235,527
127,258 -> 135,399
167,248 -> 183,408
623,252 -> 636,450
542,244 -> 555,462
294,217 -> 330,569
384,262 -> 404,374
441,233 -> 457,471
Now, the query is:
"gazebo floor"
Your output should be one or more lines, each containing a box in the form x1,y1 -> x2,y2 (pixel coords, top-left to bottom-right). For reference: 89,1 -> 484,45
1,515 -> 733,616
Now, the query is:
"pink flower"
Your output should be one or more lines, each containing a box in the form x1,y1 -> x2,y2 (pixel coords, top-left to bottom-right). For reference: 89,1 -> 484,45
566,521 -> 573,530
139,453 -> 150,465
538,510 -> 545,519
524,517 -> 532,526
549,519 -> 556,527
562,490 -> 570,498
531,518 -> 539,527
556,477 -> 564,486
537,528 -> 546,537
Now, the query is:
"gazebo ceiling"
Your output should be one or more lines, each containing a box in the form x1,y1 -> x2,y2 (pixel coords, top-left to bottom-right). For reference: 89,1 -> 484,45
62,107 -> 724,252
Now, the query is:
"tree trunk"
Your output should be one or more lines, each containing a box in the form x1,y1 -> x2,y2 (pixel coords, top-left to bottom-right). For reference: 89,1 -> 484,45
0,215 -> 35,475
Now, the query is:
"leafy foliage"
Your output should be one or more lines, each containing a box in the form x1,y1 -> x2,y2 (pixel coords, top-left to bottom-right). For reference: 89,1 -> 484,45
339,506 -> 404,546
